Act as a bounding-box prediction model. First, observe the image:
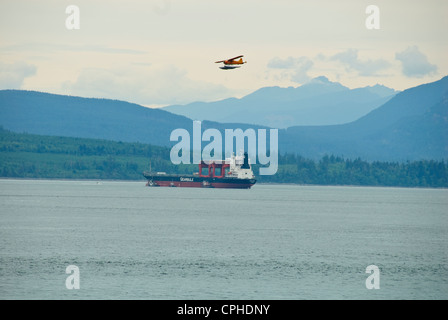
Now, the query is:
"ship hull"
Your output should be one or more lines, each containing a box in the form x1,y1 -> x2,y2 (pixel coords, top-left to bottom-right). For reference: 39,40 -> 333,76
143,174 -> 256,189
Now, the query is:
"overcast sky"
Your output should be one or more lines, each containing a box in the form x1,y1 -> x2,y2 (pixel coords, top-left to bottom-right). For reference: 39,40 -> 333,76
1,0 -> 447,106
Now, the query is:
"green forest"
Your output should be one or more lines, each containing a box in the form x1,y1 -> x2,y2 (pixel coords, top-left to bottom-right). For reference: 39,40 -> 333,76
1,128 -> 447,188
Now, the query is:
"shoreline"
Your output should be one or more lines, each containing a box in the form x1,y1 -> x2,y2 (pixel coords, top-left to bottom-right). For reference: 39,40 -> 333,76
1,177 -> 446,190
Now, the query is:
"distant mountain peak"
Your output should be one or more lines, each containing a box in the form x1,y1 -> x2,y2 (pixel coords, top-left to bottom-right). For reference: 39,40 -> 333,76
303,76 -> 348,90
309,76 -> 331,83
296,76 -> 349,97
361,84 -> 399,97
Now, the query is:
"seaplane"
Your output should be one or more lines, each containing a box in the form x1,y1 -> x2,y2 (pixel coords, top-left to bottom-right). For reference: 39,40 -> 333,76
215,55 -> 246,70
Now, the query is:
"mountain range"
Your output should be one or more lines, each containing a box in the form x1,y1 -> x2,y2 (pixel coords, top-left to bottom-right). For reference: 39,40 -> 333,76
0,75 -> 447,162
281,75 -> 448,161
163,76 -> 398,128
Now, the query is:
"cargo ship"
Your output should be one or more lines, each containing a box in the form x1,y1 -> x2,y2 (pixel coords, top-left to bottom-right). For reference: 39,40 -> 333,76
143,152 -> 256,189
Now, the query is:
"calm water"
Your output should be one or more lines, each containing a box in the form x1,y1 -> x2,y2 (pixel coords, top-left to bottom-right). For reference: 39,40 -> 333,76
0,179 -> 447,300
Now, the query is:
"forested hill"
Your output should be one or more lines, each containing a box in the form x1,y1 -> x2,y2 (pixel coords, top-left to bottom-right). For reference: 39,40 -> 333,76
0,90 -> 194,147
1,128 -> 446,188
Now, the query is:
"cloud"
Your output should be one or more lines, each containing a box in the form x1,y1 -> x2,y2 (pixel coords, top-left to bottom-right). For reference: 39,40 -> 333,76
331,49 -> 391,76
0,61 -> 37,89
267,56 -> 314,84
395,46 -> 437,78
62,64 -> 231,106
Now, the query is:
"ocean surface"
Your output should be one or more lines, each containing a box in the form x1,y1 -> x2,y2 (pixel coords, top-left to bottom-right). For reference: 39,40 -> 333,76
0,179 -> 447,300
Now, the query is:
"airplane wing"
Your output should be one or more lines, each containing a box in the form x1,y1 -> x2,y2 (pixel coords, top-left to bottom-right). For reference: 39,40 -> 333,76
215,55 -> 244,63
227,55 -> 243,61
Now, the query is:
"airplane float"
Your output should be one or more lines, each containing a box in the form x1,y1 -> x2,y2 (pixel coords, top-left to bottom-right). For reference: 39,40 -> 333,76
215,55 -> 246,70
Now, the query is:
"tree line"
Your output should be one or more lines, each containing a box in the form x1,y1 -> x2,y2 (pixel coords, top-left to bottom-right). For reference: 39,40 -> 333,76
0,128 -> 446,187
254,154 -> 447,188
